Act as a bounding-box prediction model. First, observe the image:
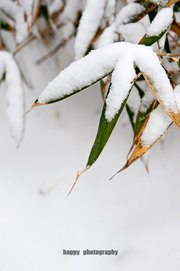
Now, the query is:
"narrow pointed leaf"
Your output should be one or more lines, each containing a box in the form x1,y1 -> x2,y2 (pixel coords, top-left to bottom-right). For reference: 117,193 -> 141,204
123,84 -> 180,172
143,73 -> 180,128
86,89 -> 131,167
114,105 -> 173,175
139,29 -> 167,46
139,7 -> 173,46
34,43 -> 136,107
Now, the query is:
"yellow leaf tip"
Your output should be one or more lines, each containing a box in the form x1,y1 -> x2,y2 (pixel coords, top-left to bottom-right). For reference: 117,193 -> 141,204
66,166 -> 90,198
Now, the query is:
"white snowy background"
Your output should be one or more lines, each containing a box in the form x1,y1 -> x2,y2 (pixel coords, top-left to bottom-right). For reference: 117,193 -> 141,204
0,38 -> 179,271
0,1 -> 180,270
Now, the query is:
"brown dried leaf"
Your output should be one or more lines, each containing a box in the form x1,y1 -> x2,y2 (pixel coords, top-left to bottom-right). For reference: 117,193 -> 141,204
165,0 -> 180,7
142,73 -> 180,128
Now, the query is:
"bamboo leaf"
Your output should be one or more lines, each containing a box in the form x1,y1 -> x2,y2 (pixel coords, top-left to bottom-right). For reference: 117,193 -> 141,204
86,88 -> 132,167
139,29 -> 167,46
110,105 -> 173,179
142,73 -> 180,128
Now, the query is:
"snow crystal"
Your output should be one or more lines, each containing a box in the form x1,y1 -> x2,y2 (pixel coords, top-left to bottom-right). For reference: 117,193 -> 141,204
74,0 -> 106,59
147,8 -> 173,37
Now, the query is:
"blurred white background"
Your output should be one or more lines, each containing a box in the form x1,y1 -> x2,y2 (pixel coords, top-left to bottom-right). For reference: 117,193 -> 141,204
0,37 -> 180,271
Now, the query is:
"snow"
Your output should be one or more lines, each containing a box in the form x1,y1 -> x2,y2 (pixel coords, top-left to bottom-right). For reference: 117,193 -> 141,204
74,0 -> 106,59
0,0 -> 29,43
147,8 -> 173,37
37,42 -> 178,124
48,0 -> 63,16
140,89 -> 155,113
149,0 -> 169,6
141,85 -> 180,147
126,86 -> 141,123
97,25 -> 118,48
105,54 -> 136,121
16,7 -> 29,44
115,3 -> 145,26
101,0 -> 116,27
19,0 -> 33,26
118,22 -> 146,43
38,42 -> 129,104
105,44 -> 178,121
0,51 -> 24,144
0,12 -> 180,271
0,0 -> 18,18
141,105 -> 171,147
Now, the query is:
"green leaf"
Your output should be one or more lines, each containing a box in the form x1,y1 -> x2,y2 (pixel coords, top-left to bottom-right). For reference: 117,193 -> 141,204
134,82 -> 145,98
126,104 -> 135,130
133,100 -> 156,137
139,29 -> 167,46
86,87 -> 132,167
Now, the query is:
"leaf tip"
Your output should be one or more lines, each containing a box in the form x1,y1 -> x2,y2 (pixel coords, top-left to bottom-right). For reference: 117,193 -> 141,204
66,166 -> 90,198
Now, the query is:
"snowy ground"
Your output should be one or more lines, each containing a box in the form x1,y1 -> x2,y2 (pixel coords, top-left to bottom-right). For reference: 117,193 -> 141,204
0,41 -> 180,271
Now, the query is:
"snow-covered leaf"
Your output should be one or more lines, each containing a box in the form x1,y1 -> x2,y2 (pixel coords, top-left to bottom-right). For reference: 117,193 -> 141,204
74,0 -> 106,59
112,85 -> 180,175
0,51 -> 24,144
139,7 -> 173,46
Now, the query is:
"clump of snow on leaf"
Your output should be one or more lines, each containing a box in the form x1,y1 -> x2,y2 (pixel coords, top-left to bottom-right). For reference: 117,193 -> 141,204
98,3 -> 145,47
147,7 -> 173,37
37,42 -> 179,128
105,53 -> 136,121
141,106 -> 172,147
141,86 -> 180,148
115,3 -> 145,25
38,42 -> 129,103
0,0 -> 28,43
74,0 -> 106,59
105,44 -> 178,121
